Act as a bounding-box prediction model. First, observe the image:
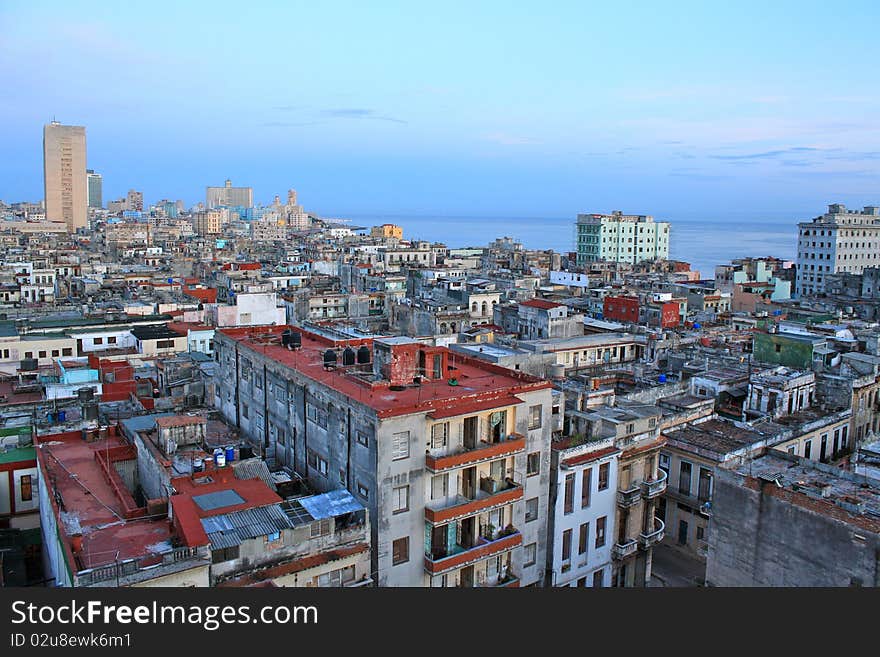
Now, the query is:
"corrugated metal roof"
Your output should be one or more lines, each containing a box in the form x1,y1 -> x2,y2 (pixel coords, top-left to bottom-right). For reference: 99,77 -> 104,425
202,505 -> 293,550
232,459 -> 277,491
298,489 -> 364,520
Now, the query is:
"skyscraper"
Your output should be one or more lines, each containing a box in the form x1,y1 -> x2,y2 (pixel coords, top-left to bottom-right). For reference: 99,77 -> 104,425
43,122 -> 87,231
206,179 -> 253,208
87,169 -> 103,208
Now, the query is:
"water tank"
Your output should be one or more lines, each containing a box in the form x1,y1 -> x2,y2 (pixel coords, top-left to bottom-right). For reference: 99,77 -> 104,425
213,448 -> 226,468
323,349 -> 337,368
357,345 -> 371,364
693,322 -> 701,329
46,412 -> 55,424
658,374 -> 667,384
20,358 -> 38,371
549,363 -> 565,381
57,410 -> 66,423
225,445 -> 235,463
83,402 -> 99,421
290,332 -> 302,349
239,444 -> 254,460
98,425 -> 109,440
342,347 -> 356,366
281,329 -> 293,346
77,387 -> 95,402
193,459 -> 204,473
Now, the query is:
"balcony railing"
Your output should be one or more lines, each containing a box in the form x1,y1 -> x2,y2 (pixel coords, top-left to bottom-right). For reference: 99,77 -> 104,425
640,468 -> 667,498
425,473 -> 524,524
617,485 -> 641,508
425,433 -> 526,473
424,530 -> 522,575
638,518 -> 665,549
612,539 -> 638,560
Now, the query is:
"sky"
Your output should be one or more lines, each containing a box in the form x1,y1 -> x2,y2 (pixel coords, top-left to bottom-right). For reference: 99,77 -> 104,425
2,1 -> 880,220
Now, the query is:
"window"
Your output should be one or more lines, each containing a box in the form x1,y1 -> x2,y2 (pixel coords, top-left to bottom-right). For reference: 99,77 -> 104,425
698,467 -> 712,502
242,403 -> 249,419
392,537 -> 409,565
527,452 -> 540,476
524,543 -> 536,567
595,516 -> 606,547
51,350 -> 59,357
593,569 -> 604,588
391,431 -> 409,460
94,337 -> 103,345
356,430 -> 368,447
108,336 -> 117,344
581,468 -> 592,508
431,422 -> 449,449
24,352 -> 32,359
392,485 -> 409,514
696,526 -> 705,541
563,473 -> 575,514
264,531 -> 281,544
20,474 -> 32,502
598,463 -> 609,490
679,461 -> 692,496
578,522 -> 589,555
357,483 -> 369,500
307,450 -> 328,476
528,405 -> 542,430
803,439 -> 812,459
562,529 -> 572,561
431,474 -> 448,500
211,546 -> 240,563
310,518 -> 331,538
525,497 -> 538,522
38,351 -> 47,358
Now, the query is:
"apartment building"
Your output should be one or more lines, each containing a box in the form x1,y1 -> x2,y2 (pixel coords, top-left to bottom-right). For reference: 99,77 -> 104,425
576,211 -> 670,266
214,327 -> 555,587
575,403 -> 667,586
796,204 -> 880,296
546,435 -> 618,587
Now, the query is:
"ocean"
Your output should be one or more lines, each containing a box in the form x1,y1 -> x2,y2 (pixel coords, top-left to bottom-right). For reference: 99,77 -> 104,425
348,212 -> 800,278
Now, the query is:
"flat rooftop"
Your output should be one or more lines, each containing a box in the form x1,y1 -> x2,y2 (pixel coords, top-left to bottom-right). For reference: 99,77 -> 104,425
664,419 -> 768,459
732,451 -> 880,533
36,432 -> 175,569
219,326 -> 551,419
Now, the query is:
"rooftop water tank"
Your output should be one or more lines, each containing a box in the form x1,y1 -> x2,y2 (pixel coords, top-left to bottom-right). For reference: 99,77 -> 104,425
342,347 -> 356,366
357,345 -> 371,364
323,349 -> 337,368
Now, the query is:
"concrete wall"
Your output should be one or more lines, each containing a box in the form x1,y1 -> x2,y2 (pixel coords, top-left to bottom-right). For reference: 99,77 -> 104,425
707,467 -> 880,586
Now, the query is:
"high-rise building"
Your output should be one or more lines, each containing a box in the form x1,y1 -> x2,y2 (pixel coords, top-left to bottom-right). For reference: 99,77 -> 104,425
86,169 -> 102,208
125,189 -> 144,212
206,179 -> 253,209
43,122 -> 87,231
795,204 -> 880,297
576,211 -> 670,266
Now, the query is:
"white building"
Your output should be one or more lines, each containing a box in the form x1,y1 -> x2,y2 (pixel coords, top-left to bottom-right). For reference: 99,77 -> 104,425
213,291 -> 286,328
796,204 -> 880,296
547,436 -> 617,587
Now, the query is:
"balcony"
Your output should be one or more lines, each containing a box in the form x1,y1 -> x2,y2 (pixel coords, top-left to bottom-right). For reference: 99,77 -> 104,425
424,530 -> 522,576
425,474 -> 524,524
638,518 -> 665,549
640,468 -> 667,498
617,485 -> 641,508
612,539 -> 638,560
425,433 -> 525,473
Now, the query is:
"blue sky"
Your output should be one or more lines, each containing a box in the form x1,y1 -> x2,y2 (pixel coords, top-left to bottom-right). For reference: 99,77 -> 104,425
2,1 -> 879,219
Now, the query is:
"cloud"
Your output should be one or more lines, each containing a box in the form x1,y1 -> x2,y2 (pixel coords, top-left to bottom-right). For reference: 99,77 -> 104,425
710,146 -> 826,161
318,108 -> 407,124
481,132 -> 542,146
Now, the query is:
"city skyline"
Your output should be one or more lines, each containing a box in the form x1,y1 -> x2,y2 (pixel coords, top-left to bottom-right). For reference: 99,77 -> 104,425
2,1 -> 880,217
